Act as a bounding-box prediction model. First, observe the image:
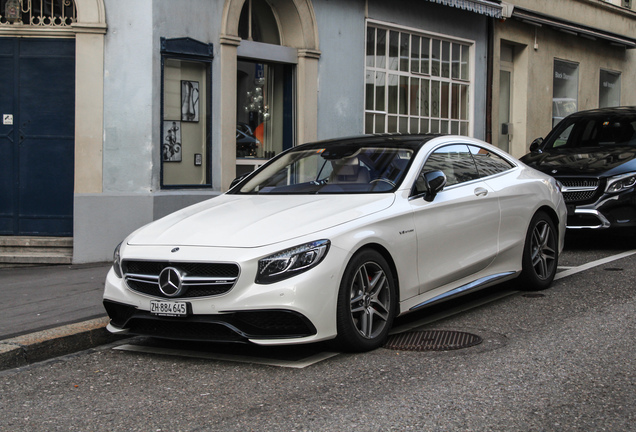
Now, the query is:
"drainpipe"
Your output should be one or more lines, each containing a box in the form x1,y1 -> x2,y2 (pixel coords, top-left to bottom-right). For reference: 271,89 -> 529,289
486,16 -> 494,144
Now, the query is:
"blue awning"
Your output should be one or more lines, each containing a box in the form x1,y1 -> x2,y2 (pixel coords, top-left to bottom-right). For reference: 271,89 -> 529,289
425,0 -> 503,18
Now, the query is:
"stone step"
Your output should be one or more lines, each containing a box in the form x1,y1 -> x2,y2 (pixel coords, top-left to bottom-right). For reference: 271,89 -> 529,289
0,236 -> 73,267
0,236 -> 73,248
0,246 -> 73,255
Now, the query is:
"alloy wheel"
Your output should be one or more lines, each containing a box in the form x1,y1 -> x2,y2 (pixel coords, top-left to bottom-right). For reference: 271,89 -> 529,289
530,220 -> 557,280
349,261 -> 392,339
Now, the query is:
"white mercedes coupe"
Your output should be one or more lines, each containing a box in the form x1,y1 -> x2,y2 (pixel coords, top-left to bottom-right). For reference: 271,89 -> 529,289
104,134 -> 566,352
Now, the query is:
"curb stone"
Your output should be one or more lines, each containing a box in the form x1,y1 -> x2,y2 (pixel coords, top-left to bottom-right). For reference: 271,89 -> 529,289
0,316 -> 125,371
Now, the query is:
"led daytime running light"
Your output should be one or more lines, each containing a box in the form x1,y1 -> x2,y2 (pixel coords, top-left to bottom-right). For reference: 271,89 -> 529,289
257,240 -> 330,284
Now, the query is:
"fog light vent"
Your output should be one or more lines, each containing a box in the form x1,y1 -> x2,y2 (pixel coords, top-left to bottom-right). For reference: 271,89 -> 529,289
384,330 -> 482,352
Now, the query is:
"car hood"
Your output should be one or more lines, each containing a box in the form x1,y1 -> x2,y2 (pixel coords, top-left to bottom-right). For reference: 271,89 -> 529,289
521,146 -> 636,176
127,194 -> 395,248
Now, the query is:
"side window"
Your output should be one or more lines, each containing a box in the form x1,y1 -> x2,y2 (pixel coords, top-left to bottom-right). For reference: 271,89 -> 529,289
553,124 -> 574,148
468,145 -> 514,178
422,144 -> 479,187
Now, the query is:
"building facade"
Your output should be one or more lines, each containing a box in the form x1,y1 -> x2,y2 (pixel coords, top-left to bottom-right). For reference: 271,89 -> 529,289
5,0 -> 634,264
492,0 -> 636,158
2,0 -> 507,263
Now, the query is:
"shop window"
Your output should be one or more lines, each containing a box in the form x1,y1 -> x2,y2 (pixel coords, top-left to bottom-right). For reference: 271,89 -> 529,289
552,59 -> 579,127
236,60 -> 294,177
365,21 -> 471,136
599,69 -> 621,108
236,0 -> 291,178
160,38 -> 213,188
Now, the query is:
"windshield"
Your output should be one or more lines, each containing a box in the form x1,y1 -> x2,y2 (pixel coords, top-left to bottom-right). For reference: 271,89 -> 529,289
545,114 -> 636,149
234,145 -> 415,194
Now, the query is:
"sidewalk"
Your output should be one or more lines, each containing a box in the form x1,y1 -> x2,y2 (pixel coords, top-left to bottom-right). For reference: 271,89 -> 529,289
0,263 -> 123,371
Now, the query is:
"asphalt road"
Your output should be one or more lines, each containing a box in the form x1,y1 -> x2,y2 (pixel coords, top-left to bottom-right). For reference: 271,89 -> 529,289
1,232 -> 635,432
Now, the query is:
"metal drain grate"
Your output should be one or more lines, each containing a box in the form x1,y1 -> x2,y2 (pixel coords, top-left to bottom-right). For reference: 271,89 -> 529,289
384,330 -> 483,352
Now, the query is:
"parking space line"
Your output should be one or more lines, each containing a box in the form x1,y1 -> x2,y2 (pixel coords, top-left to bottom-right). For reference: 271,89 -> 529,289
555,250 -> 636,281
113,344 -> 339,369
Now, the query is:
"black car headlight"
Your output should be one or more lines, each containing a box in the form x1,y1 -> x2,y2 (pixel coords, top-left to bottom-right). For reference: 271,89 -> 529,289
113,242 -> 123,278
256,240 -> 330,284
606,172 -> 636,194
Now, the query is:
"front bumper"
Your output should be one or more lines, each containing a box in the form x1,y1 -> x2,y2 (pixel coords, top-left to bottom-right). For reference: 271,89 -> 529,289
102,244 -> 346,346
566,188 -> 636,229
103,299 -> 317,342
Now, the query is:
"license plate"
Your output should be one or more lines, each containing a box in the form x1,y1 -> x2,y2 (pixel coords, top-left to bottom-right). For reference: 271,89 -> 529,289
150,300 -> 188,317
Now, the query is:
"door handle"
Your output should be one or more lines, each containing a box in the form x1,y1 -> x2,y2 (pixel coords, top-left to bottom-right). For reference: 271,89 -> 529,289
474,187 -> 488,197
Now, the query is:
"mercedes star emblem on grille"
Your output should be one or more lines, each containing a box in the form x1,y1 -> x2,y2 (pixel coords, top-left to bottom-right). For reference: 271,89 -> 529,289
158,267 -> 184,297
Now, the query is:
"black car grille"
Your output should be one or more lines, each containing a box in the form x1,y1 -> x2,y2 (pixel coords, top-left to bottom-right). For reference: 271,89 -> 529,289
559,178 -> 600,203
122,260 -> 240,299
128,319 -> 246,342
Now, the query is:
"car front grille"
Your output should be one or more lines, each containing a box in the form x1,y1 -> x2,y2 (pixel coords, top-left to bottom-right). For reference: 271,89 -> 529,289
128,319 -> 246,342
121,260 -> 240,299
559,178 -> 600,203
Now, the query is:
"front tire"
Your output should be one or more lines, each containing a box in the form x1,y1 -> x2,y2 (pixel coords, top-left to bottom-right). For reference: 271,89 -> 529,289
519,211 -> 558,291
336,249 -> 396,352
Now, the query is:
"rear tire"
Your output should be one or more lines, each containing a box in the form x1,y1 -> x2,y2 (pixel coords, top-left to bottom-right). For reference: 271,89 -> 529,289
519,211 -> 558,291
336,249 -> 396,352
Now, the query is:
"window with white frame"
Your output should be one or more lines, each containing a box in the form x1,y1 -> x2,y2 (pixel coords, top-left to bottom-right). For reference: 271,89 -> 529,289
365,22 -> 472,136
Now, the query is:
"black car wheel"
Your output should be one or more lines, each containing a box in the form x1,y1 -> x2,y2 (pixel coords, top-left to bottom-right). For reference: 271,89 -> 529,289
519,211 -> 558,291
336,249 -> 396,352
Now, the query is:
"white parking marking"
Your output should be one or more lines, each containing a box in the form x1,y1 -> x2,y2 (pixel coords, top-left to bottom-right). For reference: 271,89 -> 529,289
555,250 -> 636,281
113,344 -> 339,369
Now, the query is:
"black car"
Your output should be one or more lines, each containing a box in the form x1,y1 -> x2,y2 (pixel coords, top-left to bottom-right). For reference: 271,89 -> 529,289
521,106 -> 636,230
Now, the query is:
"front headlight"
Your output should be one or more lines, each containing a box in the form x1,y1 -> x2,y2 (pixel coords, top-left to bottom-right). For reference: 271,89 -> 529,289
256,240 -> 330,284
606,172 -> 636,194
113,242 -> 123,278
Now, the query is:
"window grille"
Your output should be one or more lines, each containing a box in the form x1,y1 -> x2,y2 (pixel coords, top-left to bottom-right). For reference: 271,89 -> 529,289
1,0 -> 77,26
365,22 -> 472,136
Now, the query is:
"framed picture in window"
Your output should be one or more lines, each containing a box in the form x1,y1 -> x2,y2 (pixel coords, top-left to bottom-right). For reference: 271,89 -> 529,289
181,80 -> 200,122
163,121 -> 182,162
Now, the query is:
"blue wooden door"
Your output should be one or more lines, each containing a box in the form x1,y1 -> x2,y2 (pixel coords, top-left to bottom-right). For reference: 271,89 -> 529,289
0,38 -> 75,236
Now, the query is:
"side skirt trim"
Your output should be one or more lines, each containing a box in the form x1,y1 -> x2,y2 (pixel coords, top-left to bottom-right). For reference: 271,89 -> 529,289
409,271 -> 517,312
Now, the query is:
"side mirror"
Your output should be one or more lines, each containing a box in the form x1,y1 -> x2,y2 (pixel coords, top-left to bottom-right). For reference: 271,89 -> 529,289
529,138 -> 544,153
229,173 -> 250,190
423,170 -> 447,202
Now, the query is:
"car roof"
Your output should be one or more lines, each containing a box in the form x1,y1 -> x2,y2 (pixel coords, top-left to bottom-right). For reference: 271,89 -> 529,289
565,106 -> 636,118
293,134 -> 443,152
